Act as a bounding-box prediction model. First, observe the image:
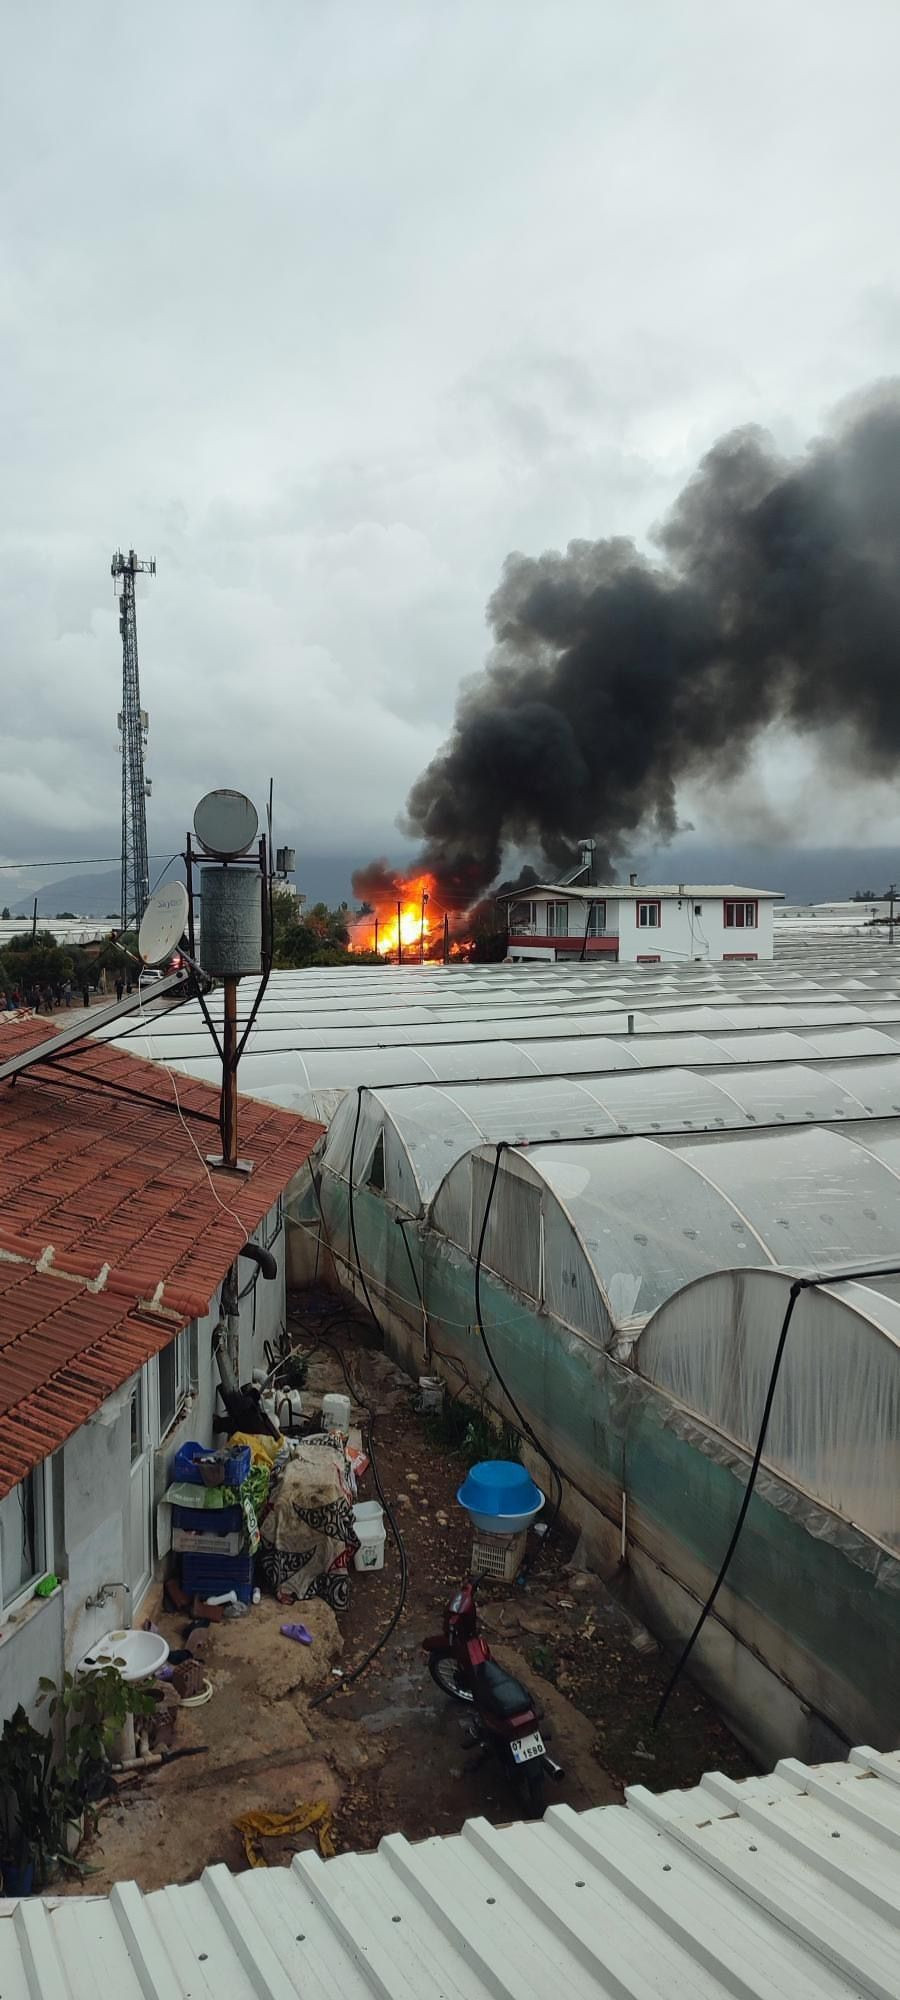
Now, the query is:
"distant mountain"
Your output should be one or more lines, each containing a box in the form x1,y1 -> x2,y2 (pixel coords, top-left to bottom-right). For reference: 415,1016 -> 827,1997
9,842 -> 898,924
11,869 -> 122,920
9,851 -> 364,922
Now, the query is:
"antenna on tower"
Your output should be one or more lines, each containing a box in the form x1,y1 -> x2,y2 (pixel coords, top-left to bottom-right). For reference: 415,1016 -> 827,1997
112,546 -> 155,933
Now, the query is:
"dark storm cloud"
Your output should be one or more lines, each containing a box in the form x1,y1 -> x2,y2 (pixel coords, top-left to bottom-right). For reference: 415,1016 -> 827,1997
401,387 -> 900,901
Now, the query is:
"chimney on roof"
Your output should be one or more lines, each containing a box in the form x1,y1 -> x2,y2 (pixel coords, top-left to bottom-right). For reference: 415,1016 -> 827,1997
629,872 -> 638,888
579,837 -> 596,885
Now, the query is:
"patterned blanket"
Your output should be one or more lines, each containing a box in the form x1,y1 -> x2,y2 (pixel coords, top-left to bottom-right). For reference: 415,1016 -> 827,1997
257,1434 -> 359,1611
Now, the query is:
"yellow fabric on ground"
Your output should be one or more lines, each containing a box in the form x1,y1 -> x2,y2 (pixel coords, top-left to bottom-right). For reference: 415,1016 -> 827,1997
233,1800 -> 336,1867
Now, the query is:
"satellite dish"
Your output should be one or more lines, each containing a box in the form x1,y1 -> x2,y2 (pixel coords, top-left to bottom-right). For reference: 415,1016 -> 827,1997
193,789 -> 259,859
138,881 -> 190,966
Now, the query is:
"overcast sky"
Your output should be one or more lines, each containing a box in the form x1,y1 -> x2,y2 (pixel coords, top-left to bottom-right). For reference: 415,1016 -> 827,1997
3,0 -> 900,901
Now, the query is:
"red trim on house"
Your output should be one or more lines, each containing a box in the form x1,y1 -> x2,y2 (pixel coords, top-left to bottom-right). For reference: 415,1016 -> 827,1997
723,951 -> 758,961
636,954 -> 661,963
507,933 -> 619,956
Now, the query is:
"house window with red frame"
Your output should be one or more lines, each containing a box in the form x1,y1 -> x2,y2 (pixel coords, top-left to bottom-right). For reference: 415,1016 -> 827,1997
636,899 -> 661,928
723,900 -> 758,929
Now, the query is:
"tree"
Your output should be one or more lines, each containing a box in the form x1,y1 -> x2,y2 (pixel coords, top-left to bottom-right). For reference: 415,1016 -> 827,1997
1,907 -> 10,921
0,934 -> 74,995
270,891 -> 378,968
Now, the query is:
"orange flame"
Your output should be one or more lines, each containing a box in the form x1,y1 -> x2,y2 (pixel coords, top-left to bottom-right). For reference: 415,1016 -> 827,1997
350,873 -> 449,960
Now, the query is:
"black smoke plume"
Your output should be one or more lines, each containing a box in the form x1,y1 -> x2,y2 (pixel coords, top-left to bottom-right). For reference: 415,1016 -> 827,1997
391,383 -> 900,906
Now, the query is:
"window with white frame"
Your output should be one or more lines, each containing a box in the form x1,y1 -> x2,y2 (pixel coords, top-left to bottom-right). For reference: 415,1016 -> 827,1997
156,1325 -> 194,1438
0,1465 -> 49,1611
584,901 -> 607,936
724,900 -> 758,929
637,900 -> 661,928
546,901 -> 569,936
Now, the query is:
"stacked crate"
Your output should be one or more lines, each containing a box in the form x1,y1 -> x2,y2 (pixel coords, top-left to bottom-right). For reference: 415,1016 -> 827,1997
172,1442 -> 255,1603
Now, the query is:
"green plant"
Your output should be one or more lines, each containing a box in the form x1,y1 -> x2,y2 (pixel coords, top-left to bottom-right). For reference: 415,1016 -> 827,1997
422,1395 -> 520,1467
40,1664 -> 157,1807
0,1706 -> 55,1876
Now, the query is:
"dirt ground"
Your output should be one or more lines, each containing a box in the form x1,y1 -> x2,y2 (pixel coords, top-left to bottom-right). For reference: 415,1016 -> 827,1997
68,1293 -> 754,1893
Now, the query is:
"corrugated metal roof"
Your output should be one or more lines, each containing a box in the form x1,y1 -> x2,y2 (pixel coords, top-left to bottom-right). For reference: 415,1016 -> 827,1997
2,1746 -> 897,1995
0,1016 -> 322,1496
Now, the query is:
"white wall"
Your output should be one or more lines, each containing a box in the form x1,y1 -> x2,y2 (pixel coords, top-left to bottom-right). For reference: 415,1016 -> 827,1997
519,893 -> 775,962
615,895 -> 773,964
0,1201 -> 287,1721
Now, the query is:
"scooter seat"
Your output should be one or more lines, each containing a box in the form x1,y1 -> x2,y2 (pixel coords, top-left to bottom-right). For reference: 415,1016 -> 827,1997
474,1658 -> 538,1721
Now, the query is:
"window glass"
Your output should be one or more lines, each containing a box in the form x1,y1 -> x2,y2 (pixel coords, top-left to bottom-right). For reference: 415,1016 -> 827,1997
130,1379 -> 143,1464
157,1328 -> 191,1438
637,902 -> 660,928
0,1472 -> 45,1607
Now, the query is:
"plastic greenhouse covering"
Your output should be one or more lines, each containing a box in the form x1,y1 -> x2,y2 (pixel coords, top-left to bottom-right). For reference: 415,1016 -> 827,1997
428,1121 -> 900,1339
638,1267 -> 900,1550
98,951 -> 900,1126
317,1060 -> 900,1211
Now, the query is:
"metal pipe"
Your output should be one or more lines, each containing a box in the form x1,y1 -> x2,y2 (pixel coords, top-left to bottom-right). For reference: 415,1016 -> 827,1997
396,899 -> 402,965
222,977 -> 239,1166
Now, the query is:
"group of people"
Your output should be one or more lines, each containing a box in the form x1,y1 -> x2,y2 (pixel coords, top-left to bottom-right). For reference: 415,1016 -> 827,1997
2,960 -> 143,1016
4,977 -> 85,1012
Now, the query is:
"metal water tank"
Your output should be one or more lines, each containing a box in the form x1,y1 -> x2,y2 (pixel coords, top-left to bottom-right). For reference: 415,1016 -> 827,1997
200,866 -> 262,978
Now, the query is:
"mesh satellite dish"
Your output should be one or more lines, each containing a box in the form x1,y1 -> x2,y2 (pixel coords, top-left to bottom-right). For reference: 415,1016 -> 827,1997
138,881 -> 190,966
193,789 -> 259,859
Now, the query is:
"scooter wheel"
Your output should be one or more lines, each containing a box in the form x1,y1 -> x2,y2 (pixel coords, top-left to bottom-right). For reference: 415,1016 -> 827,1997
428,1650 -> 474,1704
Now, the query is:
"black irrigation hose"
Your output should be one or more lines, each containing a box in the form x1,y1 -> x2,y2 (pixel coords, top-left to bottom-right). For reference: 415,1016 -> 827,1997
474,1142 -> 565,1542
308,1094 -> 409,1705
652,1255 -> 900,1728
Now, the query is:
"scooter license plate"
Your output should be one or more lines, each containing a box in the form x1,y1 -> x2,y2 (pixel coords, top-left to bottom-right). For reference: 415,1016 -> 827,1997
510,1731 -> 545,1765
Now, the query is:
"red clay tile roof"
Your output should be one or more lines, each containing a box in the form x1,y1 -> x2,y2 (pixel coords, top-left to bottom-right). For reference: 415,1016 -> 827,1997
0,1010 -> 322,1495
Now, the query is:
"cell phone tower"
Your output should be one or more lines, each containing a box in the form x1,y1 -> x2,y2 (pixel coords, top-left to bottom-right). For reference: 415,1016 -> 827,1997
112,547 -> 155,932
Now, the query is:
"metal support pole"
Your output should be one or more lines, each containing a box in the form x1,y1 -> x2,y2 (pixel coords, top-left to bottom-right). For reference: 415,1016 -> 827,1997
397,899 -> 402,966
222,977 -> 239,1168
185,832 -> 197,961
420,889 -> 428,962
374,916 -> 379,956
443,913 -> 449,963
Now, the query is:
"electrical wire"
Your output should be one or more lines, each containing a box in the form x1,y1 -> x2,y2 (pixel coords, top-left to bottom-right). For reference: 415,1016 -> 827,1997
652,1255 -> 900,1727
308,1326 -> 409,1706
473,1141 -> 564,1540
135,969 -> 251,1247
303,1087 -> 409,1704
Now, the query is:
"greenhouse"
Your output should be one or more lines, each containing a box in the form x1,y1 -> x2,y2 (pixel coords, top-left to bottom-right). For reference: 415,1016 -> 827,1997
294,1072 -> 900,1763
97,947 -> 900,1758
98,949 -> 900,1124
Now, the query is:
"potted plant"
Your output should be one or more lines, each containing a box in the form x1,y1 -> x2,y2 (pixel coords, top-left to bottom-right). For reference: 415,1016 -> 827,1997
40,1663 -> 158,1828
0,1706 -> 55,1894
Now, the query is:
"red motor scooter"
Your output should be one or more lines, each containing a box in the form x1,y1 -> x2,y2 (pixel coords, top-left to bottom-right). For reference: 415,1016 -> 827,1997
423,1576 -> 564,1816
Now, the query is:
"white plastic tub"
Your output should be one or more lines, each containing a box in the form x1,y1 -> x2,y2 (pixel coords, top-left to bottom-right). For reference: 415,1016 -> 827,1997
353,1499 -> 386,1572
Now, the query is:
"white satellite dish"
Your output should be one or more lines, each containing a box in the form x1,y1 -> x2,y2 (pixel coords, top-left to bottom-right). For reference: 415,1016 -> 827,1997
138,881 -> 190,966
193,789 -> 259,859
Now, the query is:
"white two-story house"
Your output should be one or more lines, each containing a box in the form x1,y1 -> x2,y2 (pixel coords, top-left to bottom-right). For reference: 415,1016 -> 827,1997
500,877 -> 781,963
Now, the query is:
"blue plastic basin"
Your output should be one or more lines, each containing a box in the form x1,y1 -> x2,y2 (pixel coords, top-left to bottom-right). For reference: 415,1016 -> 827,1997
456,1460 -> 544,1532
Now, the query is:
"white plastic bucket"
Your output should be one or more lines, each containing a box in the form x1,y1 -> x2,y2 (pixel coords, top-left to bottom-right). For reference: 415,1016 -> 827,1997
353,1500 -> 386,1572
322,1391 -> 352,1436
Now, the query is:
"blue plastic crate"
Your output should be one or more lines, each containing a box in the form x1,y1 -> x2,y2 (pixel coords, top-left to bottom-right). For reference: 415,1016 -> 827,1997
172,1441 -> 206,1485
182,1552 -> 255,1605
174,1503 -> 242,1535
221,1445 -> 251,1488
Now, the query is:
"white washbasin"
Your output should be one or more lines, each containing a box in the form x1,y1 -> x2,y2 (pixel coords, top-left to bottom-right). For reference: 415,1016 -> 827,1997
78,1627 -> 169,1683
